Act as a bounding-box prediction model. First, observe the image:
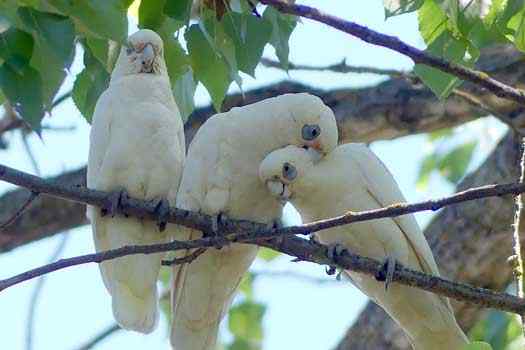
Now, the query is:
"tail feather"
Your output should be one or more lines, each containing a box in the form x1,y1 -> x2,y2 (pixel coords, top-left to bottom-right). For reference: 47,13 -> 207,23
112,281 -> 158,333
92,214 -> 166,333
170,227 -> 258,350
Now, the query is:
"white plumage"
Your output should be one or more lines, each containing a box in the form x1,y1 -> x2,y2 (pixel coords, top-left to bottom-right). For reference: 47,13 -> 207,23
259,144 -> 469,350
170,93 -> 338,350
86,29 -> 185,333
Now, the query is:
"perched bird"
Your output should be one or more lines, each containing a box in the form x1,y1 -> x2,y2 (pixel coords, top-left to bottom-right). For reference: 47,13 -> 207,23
86,29 -> 185,333
259,144 -> 469,350
170,93 -> 338,350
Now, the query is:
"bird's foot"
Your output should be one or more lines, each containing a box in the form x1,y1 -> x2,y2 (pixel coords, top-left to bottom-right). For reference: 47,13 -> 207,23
152,198 -> 170,232
211,212 -> 229,249
375,255 -> 397,291
101,188 -> 128,217
266,218 -> 283,230
325,243 -> 348,277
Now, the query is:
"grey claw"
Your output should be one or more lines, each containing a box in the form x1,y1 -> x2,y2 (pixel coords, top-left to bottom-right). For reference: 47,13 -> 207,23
102,189 -> 128,217
325,265 -> 336,275
375,256 -> 397,291
153,198 -> 170,232
211,213 -> 228,249
267,218 -> 283,230
327,243 -> 347,262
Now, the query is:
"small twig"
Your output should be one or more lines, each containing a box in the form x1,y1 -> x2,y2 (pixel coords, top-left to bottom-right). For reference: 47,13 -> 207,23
161,247 -> 207,266
260,57 -> 409,78
74,324 -> 121,350
512,138 -> 525,332
260,0 -> 525,105
20,132 -> 41,177
0,191 -> 39,230
25,234 -> 69,350
452,89 -> 521,134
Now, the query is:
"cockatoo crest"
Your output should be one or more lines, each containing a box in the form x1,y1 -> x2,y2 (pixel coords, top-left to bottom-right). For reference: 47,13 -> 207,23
111,29 -> 168,81
259,145 -> 314,201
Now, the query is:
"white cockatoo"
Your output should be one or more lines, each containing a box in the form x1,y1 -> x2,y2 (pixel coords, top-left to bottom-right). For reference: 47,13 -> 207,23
259,144 -> 469,350
170,93 -> 338,350
86,29 -> 185,333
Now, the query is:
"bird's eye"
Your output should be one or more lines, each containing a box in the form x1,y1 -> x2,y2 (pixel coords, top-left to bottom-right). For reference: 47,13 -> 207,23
282,162 -> 297,181
302,124 -> 321,141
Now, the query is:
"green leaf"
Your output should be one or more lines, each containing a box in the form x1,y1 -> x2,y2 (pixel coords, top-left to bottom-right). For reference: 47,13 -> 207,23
86,36 -> 110,71
222,13 -> 272,76
72,43 -> 110,123
158,18 -> 188,82
461,342 -> 493,350
437,140 -> 477,184
173,68 -> 196,121
263,6 -> 296,69
164,0 -> 193,23
257,247 -> 280,262
414,31 -> 469,99
0,28 -> 33,69
510,9 -> 525,51
228,301 -> 266,341
186,24 -> 231,111
138,0 -> 166,29
428,127 -> 453,141
47,0 -> 128,43
0,63 -> 44,130
416,153 -> 437,190
227,338 -> 258,350
17,7 -> 75,108
383,0 -> 424,18
238,272 -> 254,300
417,0 -> 448,44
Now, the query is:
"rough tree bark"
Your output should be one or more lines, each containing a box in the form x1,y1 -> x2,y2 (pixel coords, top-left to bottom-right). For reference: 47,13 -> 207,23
336,132 -> 521,349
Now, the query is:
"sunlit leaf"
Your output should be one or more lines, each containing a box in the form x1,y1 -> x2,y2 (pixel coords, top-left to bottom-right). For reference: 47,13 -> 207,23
238,272 -> 254,300
416,153 -> 437,190
72,43 -> 110,123
263,6 -> 296,69
437,140 -> 477,184
164,0 -> 193,23
186,24 -> 231,111
257,247 -> 280,262
414,31 -> 470,99
461,341 -> 493,350
228,301 -> 266,341
383,0 -> 424,18
222,13 -> 272,76
173,68 -> 196,121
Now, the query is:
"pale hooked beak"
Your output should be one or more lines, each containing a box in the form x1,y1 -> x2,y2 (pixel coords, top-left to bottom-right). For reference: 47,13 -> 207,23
266,180 -> 292,202
141,43 -> 155,72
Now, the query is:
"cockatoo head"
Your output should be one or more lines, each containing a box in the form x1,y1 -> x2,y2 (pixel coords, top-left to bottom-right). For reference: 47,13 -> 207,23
111,29 -> 167,79
281,93 -> 338,157
259,145 -> 315,201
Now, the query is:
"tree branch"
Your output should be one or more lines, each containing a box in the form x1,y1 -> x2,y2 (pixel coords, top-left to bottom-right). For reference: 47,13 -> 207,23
261,0 -> 525,105
2,164 -> 525,314
512,138 -> 525,333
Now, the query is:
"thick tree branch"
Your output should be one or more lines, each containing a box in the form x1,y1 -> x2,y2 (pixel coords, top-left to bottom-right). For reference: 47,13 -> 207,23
2,163 -> 525,248
261,0 -> 525,105
513,139 -> 525,333
2,164 -> 525,314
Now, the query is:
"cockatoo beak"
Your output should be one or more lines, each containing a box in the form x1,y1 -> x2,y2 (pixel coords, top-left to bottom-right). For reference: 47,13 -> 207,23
141,43 -> 156,72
